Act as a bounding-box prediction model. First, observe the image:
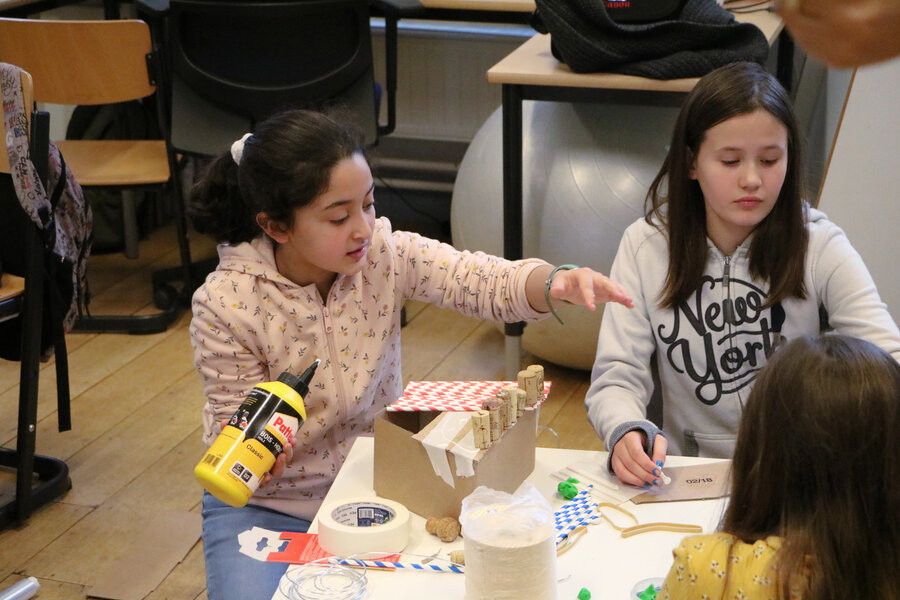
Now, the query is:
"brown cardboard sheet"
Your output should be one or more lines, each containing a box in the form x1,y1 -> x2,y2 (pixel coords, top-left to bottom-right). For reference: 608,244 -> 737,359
87,510 -> 201,600
631,460 -> 731,503
374,409 -> 536,519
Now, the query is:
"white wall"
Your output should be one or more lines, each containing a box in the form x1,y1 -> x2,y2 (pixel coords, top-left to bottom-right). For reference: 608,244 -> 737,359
371,20 -> 531,142
817,59 -> 900,321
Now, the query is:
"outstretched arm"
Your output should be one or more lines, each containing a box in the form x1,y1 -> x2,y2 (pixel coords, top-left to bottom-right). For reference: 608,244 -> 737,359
524,264 -> 634,314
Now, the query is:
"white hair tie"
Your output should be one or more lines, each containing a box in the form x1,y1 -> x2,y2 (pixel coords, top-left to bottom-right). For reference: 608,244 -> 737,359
231,133 -> 252,165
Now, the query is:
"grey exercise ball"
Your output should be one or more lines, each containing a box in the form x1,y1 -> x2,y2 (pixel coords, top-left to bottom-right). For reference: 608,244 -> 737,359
451,101 -> 678,369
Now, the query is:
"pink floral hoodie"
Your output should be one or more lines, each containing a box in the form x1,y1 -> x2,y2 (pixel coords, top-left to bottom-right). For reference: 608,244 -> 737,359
190,217 -> 549,519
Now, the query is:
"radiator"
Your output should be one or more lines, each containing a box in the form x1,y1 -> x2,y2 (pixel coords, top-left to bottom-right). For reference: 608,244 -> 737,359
372,22 -> 531,142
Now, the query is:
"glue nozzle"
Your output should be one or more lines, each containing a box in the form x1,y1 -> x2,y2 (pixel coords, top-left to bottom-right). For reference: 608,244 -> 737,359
277,358 -> 320,398
298,358 -> 320,386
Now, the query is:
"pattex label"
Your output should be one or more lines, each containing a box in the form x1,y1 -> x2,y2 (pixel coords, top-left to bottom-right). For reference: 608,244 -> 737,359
256,413 -> 299,456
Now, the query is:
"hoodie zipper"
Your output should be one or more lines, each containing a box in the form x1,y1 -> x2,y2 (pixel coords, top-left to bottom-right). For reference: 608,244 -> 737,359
722,254 -> 747,410
321,300 -> 348,473
722,256 -> 734,326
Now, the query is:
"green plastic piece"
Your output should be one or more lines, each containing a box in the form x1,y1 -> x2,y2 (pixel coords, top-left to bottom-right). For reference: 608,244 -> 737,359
577,587 -> 591,600
637,584 -> 659,600
557,481 -> 579,500
566,477 -> 580,484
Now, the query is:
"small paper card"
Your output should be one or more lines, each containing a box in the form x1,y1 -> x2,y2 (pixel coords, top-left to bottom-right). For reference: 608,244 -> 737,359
238,528 -> 330,563
388,380 -> 551,412
631,460 -> 732,504
237,528 -> 400,564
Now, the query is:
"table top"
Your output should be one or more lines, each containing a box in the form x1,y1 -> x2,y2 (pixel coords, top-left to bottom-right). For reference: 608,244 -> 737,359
273,436 -> 729,600
419,0 -> 534,12
0,0 -> 40,10
487,10 -> 783,90
0,0 -> 93,16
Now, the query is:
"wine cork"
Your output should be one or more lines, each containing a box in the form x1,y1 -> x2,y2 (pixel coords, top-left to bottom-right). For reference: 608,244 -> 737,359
518,368 -> 540,407
499,393 -> 512,431
500,385 -> 520,428
528,364 -> 545,404
514,388 -> 526,417
472,410 -> 492,449
517,368 -> 530,392
427,516 -> 462,542
482,397 -> 503,442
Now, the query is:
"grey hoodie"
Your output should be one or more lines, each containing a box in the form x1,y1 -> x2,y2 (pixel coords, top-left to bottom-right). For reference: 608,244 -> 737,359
586,207 -> 900,459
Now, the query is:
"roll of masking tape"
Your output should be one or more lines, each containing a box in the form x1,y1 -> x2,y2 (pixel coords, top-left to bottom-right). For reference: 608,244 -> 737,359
317,497 -> 411,556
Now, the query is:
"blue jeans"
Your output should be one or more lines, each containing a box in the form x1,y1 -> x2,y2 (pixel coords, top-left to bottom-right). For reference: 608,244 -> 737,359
201,492 -> 311,600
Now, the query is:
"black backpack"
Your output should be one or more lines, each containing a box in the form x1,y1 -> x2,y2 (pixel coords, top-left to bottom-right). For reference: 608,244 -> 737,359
531,0 -> 769,77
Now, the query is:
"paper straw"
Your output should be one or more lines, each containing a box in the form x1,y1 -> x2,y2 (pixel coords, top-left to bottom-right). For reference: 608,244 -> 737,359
554,491 -> 601,544
329,557 -> 464,573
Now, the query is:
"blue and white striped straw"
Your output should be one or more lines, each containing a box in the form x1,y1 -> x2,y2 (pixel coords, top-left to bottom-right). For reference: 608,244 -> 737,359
554,490 -> 601,544
329,557 -> 465,574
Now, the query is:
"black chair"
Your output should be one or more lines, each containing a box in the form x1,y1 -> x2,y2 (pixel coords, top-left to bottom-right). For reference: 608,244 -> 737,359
0,67 -> 72,528
139,0 -> 398,159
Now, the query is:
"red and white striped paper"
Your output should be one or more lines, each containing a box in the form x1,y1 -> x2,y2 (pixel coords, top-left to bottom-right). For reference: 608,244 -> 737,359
387,380 -> 551,412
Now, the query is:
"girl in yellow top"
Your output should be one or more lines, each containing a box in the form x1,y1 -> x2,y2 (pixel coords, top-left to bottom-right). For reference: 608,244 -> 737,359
660,334 -> 900,600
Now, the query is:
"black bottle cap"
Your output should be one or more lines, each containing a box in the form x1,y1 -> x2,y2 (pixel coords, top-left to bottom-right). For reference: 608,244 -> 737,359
277,358 -> 320,398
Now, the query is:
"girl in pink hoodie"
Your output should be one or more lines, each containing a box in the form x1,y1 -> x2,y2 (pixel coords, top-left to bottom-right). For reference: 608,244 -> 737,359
188,108 -> 632,599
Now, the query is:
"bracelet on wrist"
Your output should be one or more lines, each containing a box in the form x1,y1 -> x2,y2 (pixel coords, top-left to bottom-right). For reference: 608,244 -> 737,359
545,264 -> 579,325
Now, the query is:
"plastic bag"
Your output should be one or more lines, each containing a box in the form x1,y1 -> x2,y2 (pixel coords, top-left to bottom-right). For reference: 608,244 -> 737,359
460,483 -> 557,600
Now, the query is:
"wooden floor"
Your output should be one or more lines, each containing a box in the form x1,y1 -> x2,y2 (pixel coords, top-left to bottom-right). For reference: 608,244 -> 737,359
0,221 -> 603,598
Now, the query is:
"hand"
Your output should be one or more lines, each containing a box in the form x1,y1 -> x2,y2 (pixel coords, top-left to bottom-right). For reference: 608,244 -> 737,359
611,431 -> 668,487
775,0 -> 900,67
219,418 -> 295,484
262,437 -> 294,484
548,267 -> 634,309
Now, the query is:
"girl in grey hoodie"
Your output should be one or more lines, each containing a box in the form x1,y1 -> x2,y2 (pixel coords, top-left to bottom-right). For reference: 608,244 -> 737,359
586,62 -> 900,488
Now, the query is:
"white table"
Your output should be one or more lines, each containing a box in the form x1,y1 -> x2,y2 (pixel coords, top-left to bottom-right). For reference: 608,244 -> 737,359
273,437 -> 729,599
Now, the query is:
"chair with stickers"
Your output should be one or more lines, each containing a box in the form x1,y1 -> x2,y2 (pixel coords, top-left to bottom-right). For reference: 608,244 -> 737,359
0,65 -> 73,528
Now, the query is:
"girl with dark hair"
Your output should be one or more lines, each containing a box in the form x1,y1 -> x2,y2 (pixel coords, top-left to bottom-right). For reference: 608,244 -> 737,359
660,334 -> 900,599
585,61 -> 900,487
188,108 -> 633,599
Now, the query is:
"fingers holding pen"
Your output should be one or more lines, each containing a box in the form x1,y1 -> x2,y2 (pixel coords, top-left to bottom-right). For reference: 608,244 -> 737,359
611,431 -> 668,488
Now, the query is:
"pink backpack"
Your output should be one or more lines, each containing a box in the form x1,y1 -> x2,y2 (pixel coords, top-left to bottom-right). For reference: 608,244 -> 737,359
1,62 -> 92,360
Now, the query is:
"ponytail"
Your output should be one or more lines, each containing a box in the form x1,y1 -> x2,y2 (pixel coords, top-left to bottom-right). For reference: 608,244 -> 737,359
189,153 -> 260,244
188,108 -> 368,246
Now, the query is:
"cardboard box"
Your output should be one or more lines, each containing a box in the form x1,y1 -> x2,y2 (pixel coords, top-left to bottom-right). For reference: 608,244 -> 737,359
373,408 -> 536,519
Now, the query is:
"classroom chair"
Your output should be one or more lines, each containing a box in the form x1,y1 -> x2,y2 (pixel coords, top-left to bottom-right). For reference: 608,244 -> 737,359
0,66 -> 72,528
0,17 -> 195,334
138,0 -> 397,158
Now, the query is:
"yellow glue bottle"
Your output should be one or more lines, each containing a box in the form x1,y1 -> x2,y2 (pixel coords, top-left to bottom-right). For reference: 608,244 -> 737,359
194,358 -> 319,507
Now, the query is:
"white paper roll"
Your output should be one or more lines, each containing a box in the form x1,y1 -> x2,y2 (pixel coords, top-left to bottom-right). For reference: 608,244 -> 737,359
317,497 -> 411,556
462,503 -> 557,600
